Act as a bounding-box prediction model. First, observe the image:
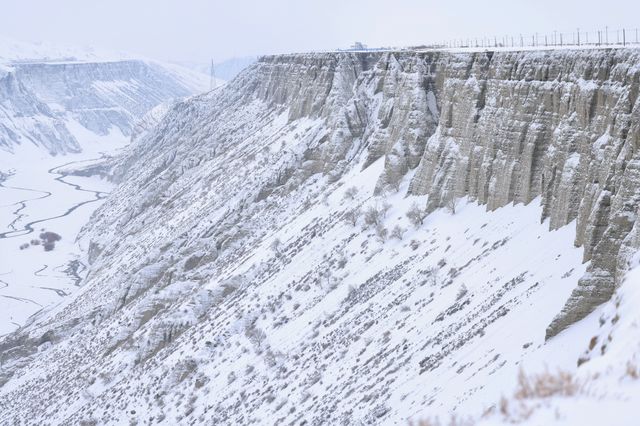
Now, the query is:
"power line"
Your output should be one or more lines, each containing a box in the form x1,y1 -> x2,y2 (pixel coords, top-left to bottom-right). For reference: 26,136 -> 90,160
210,59 -> 217,91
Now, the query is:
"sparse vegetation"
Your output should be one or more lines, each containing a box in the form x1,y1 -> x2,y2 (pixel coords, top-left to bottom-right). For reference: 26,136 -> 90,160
270,238 -> 283,257
364,202 -> 391,228
343,186 -> 358,201
514,367 -> 579,400
375,224 -> 388,242
390,225 -> 405,240
444,192 -> 459,215
343,207 -> 360,226
406,202 -> 427,228
455,284 -> 468,300
364,206 -> 384,227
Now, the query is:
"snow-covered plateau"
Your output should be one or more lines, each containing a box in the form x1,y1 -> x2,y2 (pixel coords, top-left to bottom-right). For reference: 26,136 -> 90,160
1,47 -> 640,425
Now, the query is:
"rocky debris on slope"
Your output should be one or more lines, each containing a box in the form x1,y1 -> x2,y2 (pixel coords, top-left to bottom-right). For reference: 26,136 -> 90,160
0,49 -> 639,424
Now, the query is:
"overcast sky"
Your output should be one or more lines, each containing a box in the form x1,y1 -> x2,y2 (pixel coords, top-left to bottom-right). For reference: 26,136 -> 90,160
1,0 -> 639,63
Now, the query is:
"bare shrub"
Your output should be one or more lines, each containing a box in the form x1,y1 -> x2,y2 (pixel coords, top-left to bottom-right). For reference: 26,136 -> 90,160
343,186 -> 358,201
375,224 -> 388,242
364,206 -> 384,227
406,202 -> 426,228
424,267 -> 438,287
626,360 -> 639,379
390,225 -> 405,240
514,367 -> 579,399
270,238 -> 282,257
40,231 -> 61,243
455,284 -> 468,301
343,208 -> 361,226
499,396 -> 509,415
443,192 -> 459,215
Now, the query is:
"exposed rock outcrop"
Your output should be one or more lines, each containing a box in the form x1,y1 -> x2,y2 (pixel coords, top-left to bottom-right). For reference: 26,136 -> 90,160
404,49 -> 640,338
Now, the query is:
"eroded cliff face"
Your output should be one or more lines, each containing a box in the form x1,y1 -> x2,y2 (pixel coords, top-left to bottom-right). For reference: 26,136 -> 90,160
0,49 -> 639,424
0,59 -> 203,154
404,50 -> 640,337
233,49 -> 640,337
13,60 -> 199,137
0,68 -> 79,154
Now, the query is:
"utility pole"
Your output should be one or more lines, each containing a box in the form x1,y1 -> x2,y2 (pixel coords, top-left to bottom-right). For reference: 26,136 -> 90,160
623,29 -> 626,46
577,28 -> 580,46
210,59 -> 217,91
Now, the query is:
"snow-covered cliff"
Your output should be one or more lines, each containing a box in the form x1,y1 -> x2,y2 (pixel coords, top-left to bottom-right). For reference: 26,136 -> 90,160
0,59 -> 206,155
1,49 -> 639,424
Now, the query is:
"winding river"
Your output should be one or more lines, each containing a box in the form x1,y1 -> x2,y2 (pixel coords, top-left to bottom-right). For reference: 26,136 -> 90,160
0,157 -> 109,239
0,153 -> 114,335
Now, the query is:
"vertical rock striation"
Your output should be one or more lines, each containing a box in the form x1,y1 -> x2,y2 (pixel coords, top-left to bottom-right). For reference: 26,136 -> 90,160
236,50 -> 640,336
406,49 -> 640,337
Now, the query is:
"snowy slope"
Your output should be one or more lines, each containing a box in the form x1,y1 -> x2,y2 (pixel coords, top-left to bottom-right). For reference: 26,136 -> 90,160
474,259 -> 640,426
1,48 -> 639,425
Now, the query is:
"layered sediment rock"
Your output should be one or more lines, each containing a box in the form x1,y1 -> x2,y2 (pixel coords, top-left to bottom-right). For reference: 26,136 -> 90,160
404,49 -> 640,337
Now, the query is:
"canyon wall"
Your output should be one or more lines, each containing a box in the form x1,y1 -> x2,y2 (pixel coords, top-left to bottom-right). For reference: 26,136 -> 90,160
1,59 -> 203,154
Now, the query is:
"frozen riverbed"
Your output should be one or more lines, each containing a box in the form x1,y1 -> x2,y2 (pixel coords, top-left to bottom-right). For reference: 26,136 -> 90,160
0,138 -> 124,336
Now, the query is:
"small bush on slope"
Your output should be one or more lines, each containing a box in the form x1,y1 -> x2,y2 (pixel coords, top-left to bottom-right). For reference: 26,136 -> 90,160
513,368 -> 579,399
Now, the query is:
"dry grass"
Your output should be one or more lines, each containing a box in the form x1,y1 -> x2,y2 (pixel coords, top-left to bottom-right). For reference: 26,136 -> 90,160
625,360 -> 639,379
514,367 -> 579,400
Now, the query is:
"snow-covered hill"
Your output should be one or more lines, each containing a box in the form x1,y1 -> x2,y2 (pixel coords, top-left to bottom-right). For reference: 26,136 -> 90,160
0,37 -> 208,155
1,48 -> 639,425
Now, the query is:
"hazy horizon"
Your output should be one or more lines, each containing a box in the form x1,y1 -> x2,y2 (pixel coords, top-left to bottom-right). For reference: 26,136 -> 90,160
2,0 -> 639,63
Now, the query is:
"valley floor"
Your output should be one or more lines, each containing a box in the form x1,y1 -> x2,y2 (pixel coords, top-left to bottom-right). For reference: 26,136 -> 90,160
0,131 -> 126,336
